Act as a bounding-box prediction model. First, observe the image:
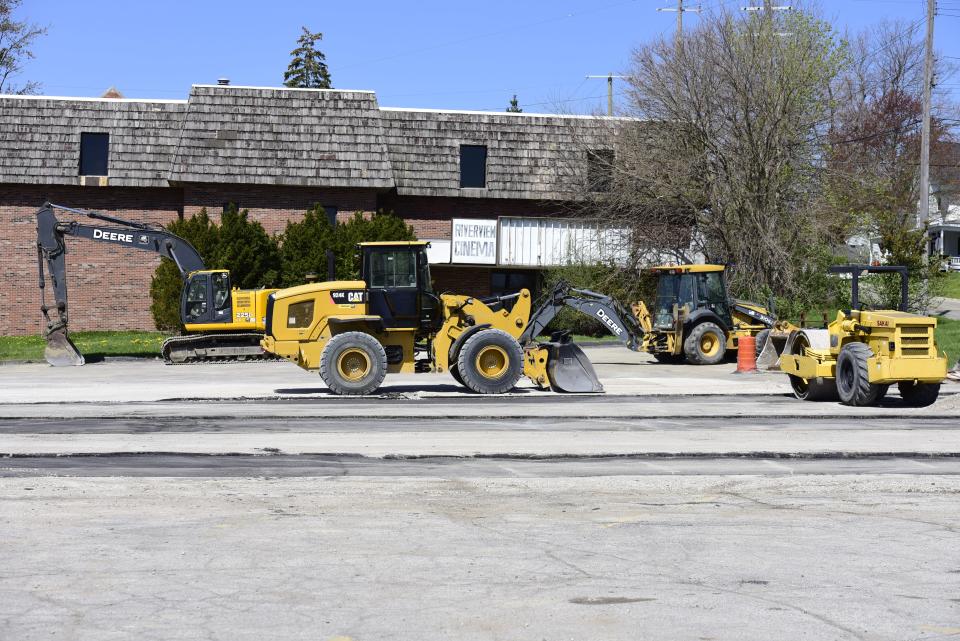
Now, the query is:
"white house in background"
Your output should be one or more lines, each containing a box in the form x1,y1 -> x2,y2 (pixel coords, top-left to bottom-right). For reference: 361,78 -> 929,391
930,202 -> 960,260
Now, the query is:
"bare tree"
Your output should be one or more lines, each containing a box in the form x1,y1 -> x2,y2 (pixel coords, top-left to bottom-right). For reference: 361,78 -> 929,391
0,0 -> 46,95
564,6 -> 849,304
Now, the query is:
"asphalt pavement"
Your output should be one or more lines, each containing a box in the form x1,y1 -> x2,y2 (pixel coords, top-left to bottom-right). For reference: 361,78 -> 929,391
2,349 -> 959,640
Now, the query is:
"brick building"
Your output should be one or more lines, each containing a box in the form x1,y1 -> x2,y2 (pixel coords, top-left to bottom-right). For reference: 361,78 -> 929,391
0,84 -> 617,335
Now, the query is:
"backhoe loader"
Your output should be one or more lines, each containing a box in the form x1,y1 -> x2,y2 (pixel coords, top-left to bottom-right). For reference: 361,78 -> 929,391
632,264 -> 793,365
779,265 -> 947,407
36,203 -> 276,366
260,242 -> 645,395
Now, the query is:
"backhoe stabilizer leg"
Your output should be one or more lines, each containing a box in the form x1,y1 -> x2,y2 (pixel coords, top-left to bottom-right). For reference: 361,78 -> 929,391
543,341 -> 604,393
43,326 -> 85,367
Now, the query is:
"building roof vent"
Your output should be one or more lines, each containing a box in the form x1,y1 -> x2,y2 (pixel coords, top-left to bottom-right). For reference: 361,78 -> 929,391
100,86 -> 124,99
217,77 -> 230,86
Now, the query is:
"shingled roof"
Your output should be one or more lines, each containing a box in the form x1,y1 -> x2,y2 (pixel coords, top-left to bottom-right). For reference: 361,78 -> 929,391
0,95 -> 186,188
380,108 -> 613,200
0,85 -> 620,198
168,85 -> 394,188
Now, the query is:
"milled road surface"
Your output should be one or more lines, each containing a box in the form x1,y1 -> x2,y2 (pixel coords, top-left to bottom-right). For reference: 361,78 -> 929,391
1,353 -> 959,640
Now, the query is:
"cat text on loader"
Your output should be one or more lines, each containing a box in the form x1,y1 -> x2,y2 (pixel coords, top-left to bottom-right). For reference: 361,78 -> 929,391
259,243 -> 638,395
36,203 -> 276,366
632,264 -> 794,365
779,265 -> 947,407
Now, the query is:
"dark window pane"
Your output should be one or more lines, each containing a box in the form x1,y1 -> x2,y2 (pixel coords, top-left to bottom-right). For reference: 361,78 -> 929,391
370,250 -> 418,288
323,205 -> 338,226
460,145 -> 487,188
287,300 -> 315,328
587,149 -> 614,192
79,132 -> 109,176
222,202 -> 239,214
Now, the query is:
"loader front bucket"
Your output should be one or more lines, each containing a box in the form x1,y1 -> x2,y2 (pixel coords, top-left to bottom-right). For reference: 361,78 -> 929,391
44,327 -> 85,367
544,340 -> 603,393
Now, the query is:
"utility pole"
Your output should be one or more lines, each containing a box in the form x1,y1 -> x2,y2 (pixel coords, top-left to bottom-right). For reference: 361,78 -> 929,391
586,74 -> 626,116
919,0 -> 935,260
658,1 -> 700,46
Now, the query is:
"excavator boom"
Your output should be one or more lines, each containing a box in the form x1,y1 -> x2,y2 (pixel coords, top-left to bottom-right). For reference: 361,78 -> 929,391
36,203 -> 205,366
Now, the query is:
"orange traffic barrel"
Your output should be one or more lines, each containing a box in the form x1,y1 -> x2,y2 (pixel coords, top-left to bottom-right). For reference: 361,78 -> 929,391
735,335 -> 758,374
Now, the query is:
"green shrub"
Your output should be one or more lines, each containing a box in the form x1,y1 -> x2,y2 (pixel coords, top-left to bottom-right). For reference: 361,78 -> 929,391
278,207 -> 416,284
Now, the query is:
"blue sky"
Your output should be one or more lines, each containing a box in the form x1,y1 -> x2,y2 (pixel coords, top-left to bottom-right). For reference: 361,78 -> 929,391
16,0 -> 960,113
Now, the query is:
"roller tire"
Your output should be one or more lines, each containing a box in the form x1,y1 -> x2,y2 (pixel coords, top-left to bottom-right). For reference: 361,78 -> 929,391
788,375 -> 839,402
754,329 -> 771,360
684,322 -> 727,365
456,329 -> 523,394
898,381 -> 940,407
835,343 -> 883,406
319,331 -> 387,396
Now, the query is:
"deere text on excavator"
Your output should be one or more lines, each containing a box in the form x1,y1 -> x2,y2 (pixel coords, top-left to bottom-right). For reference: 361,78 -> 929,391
260,241 -> 645,395
36,203 -> 276,366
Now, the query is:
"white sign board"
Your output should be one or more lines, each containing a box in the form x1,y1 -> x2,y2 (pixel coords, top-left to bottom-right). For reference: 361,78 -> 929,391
425,239 -> 451,264
451,218 -> 497,265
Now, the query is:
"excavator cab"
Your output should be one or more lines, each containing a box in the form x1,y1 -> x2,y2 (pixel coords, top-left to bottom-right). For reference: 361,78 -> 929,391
180,270 -> 233,325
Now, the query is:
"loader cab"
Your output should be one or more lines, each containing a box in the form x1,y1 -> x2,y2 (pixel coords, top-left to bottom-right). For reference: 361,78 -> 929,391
181,269 -> 233,325
360,242 -> 440,332
651,265 -> 732,330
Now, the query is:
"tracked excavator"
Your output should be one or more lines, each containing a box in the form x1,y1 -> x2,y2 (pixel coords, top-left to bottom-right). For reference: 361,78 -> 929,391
36,203 -> 276,366
260,242 -> 646,395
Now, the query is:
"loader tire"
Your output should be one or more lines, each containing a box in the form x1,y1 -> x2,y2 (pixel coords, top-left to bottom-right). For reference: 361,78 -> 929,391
449,364 -> 465,388
788,375 -> 839,402
653,353 -> 686,364
754,329 -> 771,360
898,381 -> 940,407
319,331 -> 387,396
684,322 -> 726,365
836,343 -> 883,406
456,329 -> 523,394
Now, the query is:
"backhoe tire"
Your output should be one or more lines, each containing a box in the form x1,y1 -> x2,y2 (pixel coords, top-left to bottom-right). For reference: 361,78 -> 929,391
319,331 -> 387,396
456,328 -> 523,394
835,343 -> 883,406
899,381 -> 940,407
684,322 -> 727,365
653,353 -> 686,364
754,329 -> 771,360
788,375 -> 839,402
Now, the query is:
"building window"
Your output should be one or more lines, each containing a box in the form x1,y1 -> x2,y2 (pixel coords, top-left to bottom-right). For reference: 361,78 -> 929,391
79,133 -> 109,176
587,149 -> 615,192
222,201 -> 239,213
460,144 -> 487,188
323,205 -> 338,226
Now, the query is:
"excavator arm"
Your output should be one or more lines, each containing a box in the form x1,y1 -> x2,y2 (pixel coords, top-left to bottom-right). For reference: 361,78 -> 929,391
518,281 -> 645,393
520,280 -> 644,350
36,203 -> 205,366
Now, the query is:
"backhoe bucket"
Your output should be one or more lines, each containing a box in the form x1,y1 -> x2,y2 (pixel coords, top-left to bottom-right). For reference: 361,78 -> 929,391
544,340 -> 603,393
44,327 -> 85,367
756,332 -> 789,371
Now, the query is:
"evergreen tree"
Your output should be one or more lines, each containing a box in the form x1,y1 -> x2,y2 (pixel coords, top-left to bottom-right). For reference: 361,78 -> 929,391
278,205 -> 336,287
506,94 -> 522,113
283,27 -> 332,89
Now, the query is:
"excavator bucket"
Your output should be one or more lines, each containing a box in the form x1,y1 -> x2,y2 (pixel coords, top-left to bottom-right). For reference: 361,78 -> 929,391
544,339 -> 604,393
44,327 -> 85,367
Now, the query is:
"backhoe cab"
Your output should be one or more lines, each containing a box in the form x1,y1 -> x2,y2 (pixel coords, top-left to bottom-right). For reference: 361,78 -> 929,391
633,264 -> 787,365
779,265 -> 947,407
261,242 -> 644,395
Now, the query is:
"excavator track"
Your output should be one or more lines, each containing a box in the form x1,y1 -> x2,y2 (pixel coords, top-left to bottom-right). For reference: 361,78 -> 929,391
161,333 -> 282,365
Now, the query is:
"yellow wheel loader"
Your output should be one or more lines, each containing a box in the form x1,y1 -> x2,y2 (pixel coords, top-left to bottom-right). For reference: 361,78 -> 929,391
36,203 -> 276,366
260,242 -> 646,395
631,265 -> 793,365
779,265 -> 947,407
